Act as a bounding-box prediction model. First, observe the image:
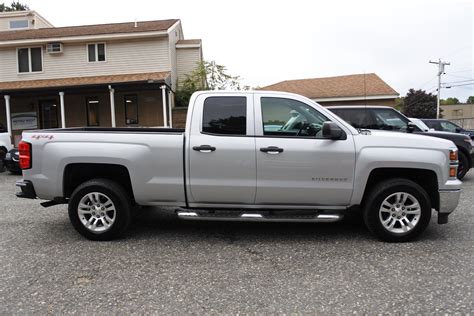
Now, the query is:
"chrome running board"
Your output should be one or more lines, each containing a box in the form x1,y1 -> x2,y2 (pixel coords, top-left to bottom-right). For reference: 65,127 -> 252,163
176,210 -> 343,223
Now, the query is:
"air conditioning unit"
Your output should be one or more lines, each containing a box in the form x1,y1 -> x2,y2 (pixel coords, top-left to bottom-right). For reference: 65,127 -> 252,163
47,42 -> 63,54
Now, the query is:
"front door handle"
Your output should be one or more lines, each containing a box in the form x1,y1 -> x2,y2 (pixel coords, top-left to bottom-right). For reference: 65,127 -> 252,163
193,145 -> 216,153
260,146 -> 284,154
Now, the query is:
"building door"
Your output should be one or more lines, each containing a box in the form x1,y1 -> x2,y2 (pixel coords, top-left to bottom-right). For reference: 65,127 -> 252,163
39,100 -> 59,129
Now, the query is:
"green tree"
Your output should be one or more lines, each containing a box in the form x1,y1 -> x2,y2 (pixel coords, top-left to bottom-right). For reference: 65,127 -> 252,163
402,89 -> 440,118
466,96 -> 474,104
175,60 -> 249,107
440,97 -> 460,105
0,1 -> 29,11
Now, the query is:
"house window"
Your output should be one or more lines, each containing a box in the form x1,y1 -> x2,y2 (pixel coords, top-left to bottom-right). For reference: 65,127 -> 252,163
125,95 -> 138,125
452,109 -> 463,117
17,47 -> 43,73
87,43 -> 106,62
86,97 -> 100,126
10,20 -> 29,29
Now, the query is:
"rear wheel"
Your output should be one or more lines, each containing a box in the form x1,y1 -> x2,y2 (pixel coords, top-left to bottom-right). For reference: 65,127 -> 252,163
68,179 -> 131,241
457,151 -> 469,180
363,178 -> 431,242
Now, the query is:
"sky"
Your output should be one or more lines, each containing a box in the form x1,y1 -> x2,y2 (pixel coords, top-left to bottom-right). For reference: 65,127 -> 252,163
25,0 -> 473,101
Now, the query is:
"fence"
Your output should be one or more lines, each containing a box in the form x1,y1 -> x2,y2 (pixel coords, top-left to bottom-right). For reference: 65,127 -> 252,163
450,118 -> 474,129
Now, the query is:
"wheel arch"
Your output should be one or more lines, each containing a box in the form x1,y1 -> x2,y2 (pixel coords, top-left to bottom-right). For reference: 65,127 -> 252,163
361,168 -> 439,211
63,163 -> 135,202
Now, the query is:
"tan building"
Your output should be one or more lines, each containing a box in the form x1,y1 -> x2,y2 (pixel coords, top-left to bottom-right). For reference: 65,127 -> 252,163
441,103 -> 474,129
0,11 -> 202,145
441,103 -> 474,119
260,73 -> 399,107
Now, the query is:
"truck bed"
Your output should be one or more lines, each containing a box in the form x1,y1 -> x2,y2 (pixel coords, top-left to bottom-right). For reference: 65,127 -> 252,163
30,127 -> 186,134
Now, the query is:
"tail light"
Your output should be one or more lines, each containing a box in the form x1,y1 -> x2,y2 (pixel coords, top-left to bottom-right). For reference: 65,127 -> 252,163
18,141 -> 32,170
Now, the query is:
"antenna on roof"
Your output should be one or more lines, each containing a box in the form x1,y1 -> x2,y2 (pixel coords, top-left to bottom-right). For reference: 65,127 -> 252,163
134,18 -> 138,28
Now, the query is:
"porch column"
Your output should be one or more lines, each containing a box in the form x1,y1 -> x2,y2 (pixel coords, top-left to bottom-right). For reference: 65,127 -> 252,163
168,90 -> 173,128
4,95 -> 11,137
108,85 -> 116,127
59,91 -> 66,128
160,85 -> 168,127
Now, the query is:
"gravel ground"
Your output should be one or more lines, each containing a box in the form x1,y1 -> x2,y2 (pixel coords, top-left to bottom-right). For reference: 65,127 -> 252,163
0,170 -> 473,314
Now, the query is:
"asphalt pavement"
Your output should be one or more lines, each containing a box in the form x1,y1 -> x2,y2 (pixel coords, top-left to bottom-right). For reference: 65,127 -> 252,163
0,171 -> 473,314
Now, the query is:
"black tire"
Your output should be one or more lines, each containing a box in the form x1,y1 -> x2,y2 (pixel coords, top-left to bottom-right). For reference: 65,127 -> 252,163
363,178 -> 431,242
68,179 -> 131,241
0,147 -> 7,172
457,151 -> 469,180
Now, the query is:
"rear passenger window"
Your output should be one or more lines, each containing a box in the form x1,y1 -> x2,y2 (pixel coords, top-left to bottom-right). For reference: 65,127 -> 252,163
202,97 -> 247,135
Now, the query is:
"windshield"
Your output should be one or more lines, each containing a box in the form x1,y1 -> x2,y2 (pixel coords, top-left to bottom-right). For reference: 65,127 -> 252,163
369,108 -> 412,132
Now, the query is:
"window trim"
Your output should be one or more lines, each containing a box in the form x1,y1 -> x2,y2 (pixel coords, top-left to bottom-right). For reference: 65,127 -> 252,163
86,43 -> 107,63
124,94 -> 139,125
9,19 -> 29,29
16,46 -> 44,74
86,97 -> 100,126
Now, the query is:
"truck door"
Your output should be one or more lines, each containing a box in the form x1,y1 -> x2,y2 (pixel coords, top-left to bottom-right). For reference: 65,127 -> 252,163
186,94 -> 256,206
254,94 -> 355,206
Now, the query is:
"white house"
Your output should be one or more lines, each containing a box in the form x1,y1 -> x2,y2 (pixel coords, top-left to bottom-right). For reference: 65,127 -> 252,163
0,10 -> 203,144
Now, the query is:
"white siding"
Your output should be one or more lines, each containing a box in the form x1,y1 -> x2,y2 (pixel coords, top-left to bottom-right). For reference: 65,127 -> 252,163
0,15 -> 35,31
176,47 -> 202,87
0,37 -> 171,82
167,22 -> 182,90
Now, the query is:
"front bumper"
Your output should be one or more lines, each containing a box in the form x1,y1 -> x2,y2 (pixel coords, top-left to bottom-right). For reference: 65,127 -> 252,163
16,180 -> 37,199
438,189 -> 461,214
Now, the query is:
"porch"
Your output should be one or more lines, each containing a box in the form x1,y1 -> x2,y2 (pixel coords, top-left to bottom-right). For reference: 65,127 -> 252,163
0,72 -> 174,145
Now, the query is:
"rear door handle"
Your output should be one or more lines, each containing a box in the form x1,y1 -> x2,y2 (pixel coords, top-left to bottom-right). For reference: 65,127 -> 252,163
193,145 -> 216,153
260,146 -> 284,154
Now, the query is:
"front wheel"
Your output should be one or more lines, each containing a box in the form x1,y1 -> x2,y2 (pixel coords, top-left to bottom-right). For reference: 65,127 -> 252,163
457,151 -> 469,180
68,179 -> 131,241
363,178 -> 431,242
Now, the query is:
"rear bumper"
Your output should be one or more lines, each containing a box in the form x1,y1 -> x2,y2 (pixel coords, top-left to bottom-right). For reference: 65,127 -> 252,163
16,180 -> 37,199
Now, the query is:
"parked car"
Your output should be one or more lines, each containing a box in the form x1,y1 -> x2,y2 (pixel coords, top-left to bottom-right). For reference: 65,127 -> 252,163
0,128 -> 13,171
421,119 -> 474,140
16,91 -> 461,242
3,148 -> 21,175
409,118 -> 431,132
328,106 -> 473,179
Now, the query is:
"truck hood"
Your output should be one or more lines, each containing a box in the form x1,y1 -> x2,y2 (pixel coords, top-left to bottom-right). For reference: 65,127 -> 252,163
358,130 -> 456,150
422,130 -> 471,141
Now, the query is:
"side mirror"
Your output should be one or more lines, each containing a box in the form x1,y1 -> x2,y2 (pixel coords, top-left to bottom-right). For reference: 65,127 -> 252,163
322,121 -> 346,140
407,122 -> 416,133
455,127 -> 462,133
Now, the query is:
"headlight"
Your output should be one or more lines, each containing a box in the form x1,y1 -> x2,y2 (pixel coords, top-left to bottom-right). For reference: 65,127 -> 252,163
449,149 -> 458,179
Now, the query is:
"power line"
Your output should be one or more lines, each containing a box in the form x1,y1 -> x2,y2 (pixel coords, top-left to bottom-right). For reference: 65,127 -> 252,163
443,79 -> 474,84
445,82 -> 474,88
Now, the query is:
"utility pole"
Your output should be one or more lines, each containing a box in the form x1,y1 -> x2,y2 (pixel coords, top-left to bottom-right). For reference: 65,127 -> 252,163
429,59 -> 450,119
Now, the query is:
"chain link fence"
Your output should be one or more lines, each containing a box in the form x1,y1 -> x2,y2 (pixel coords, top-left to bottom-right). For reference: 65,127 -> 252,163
450,118 -> 474,129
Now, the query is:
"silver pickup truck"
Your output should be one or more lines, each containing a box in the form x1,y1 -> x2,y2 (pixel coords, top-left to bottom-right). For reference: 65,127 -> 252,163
16,91 -> 461,242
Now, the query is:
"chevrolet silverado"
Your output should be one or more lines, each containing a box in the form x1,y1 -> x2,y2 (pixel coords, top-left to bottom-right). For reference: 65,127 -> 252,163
16,91 -> 461,242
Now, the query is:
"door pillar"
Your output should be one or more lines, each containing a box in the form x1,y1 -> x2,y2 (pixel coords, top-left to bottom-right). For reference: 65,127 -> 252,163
59,91 -> 66,128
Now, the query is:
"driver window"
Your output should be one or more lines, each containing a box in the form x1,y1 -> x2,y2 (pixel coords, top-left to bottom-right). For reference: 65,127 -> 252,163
440,121 -> 458,133
261,97 -> 328,138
